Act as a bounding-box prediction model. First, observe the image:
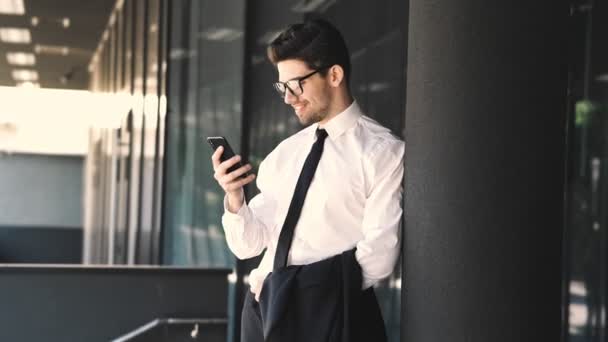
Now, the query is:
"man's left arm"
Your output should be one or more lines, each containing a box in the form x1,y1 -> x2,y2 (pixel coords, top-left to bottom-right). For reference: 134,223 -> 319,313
356,138 -> 405,289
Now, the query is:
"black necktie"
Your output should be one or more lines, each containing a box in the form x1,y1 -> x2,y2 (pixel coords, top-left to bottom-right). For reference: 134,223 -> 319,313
273,128 -> 329,270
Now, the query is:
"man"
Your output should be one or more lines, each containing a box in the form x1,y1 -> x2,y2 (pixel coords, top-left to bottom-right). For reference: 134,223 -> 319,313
211,19 -> 404,342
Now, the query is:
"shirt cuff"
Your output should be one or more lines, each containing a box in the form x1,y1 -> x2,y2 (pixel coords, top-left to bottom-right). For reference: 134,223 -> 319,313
222,193 -> 249,219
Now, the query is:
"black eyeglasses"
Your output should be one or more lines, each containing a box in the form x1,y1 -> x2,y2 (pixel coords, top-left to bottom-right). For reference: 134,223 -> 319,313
272,67 -> 328,98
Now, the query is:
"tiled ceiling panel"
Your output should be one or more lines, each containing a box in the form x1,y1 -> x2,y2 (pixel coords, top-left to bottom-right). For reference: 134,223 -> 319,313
0,0 -> 115,89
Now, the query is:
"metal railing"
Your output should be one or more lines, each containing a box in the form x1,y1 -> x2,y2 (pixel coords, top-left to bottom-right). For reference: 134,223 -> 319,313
111,317 -> 228,342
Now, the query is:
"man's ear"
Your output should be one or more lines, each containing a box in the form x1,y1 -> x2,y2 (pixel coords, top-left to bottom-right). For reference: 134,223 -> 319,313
328,65 -> 345,88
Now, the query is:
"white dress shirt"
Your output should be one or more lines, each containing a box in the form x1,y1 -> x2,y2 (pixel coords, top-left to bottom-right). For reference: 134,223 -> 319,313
222,101 -> 404,299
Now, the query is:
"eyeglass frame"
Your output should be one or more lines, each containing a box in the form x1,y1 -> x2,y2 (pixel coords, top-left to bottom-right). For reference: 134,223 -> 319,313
272,66 -> 331,98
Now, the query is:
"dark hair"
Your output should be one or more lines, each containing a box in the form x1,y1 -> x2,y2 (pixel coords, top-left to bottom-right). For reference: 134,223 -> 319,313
267,19 -> 351,84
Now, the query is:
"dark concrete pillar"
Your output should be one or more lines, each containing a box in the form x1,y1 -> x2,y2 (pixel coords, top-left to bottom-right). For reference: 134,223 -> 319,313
402,1 -> 569,341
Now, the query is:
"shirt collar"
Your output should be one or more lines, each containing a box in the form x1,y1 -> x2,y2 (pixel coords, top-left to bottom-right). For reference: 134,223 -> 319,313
314,100 -> 362,141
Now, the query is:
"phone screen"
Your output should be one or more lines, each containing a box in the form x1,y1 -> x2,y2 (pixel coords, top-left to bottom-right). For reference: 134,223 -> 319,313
206,136 -> 248,176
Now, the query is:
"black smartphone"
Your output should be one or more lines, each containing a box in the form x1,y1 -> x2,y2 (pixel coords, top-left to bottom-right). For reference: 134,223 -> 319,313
206,136 -> 249,177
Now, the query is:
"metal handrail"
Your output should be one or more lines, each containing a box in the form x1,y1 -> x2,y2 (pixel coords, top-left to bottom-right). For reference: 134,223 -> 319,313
111,317 -> 228,342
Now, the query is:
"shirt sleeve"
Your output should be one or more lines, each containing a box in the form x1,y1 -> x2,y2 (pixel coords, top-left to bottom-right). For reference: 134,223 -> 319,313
221,157 -> 277,260
356,138 -> 405,289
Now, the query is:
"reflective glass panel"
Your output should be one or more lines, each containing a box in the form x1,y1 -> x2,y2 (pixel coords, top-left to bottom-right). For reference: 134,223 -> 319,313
566,1 -> 608,340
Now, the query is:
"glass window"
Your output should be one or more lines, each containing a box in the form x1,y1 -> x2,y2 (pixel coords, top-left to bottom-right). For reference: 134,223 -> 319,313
126,0 -> 147,264
153,0 -> 169,265
115,8 -> 124,93
123,0 -> 133,94
137,0 -> 161,264
163,0 -> 245,268
109,23 -> 117,92
113,0 -> 134,265
566,2 -> 608,340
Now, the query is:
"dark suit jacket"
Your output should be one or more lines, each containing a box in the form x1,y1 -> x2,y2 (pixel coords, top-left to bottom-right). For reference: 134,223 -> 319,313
258,248 -> 387,342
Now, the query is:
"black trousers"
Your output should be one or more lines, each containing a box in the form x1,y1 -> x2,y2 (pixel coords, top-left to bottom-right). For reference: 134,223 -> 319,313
241,291 -> 264,342
240,287 -> 387,342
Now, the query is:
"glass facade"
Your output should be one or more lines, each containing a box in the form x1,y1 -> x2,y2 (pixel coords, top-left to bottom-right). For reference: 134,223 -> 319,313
85,0 -> 167,266
126,0 -> 145,264
163,0 -> 245,268
566,0 -> 608,341
115,0 -> 133,264
138,0 -> 161,263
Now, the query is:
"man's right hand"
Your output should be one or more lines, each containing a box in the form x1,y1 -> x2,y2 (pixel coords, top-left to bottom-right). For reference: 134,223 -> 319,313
211,146 -> 256,213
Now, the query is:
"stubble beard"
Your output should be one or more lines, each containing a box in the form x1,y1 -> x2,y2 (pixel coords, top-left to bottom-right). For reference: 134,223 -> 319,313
299,100 -> 330,126
299,111 -> 325,126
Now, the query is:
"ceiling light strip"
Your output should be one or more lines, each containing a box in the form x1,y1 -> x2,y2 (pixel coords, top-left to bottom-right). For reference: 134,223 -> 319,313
0,28 -> 31,44
0,0 -> 25,15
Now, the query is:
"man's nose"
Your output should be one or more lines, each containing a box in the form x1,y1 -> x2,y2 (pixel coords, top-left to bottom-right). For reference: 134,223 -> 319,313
284,89 -> 297,104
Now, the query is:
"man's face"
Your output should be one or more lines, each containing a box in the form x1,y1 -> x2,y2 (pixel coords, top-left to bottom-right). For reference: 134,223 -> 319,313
276,59 -> 331,126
